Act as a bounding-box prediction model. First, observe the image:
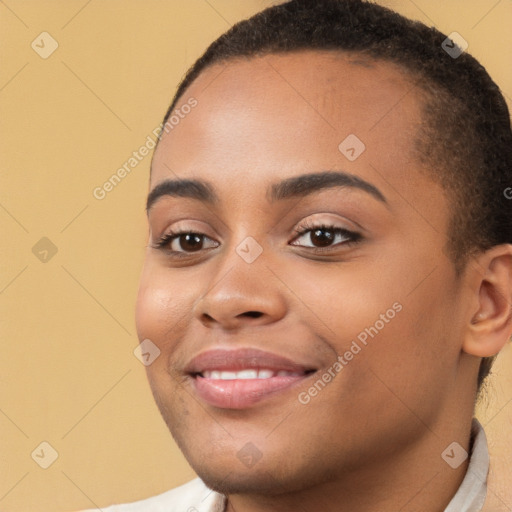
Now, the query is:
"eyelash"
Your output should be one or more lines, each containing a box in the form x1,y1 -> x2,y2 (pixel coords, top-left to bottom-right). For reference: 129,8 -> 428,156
153,230 -> 218,259
291,220 -> 362,250
153,221 -> 362,257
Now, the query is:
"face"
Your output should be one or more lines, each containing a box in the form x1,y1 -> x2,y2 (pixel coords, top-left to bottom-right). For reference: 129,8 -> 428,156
136,51 -> 473,494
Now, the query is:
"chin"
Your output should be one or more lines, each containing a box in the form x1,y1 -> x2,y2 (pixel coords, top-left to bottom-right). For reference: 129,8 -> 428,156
191,463 -> 312,497
176,432 -> 340,499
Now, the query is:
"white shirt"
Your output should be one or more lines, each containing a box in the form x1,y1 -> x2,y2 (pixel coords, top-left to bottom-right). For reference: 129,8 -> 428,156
82,419 -> 489,512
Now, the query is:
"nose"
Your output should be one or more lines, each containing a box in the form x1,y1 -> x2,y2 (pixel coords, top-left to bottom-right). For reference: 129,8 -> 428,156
194,249 -> 287,330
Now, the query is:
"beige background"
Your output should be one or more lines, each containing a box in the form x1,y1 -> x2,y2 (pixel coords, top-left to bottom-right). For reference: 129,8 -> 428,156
0,1 -> 511,510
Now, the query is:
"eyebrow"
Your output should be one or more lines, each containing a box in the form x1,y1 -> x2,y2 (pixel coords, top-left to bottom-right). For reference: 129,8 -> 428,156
268,171 -> 386,204
146,170 -> 386,212
146,179 -> 218,212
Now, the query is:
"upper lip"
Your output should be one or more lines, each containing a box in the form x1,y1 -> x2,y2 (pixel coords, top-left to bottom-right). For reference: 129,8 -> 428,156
184,347 -> 317,376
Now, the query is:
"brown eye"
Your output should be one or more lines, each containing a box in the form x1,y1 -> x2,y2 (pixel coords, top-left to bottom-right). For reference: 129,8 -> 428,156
177,233 -> 203,252
290,224 -> 361,250
309,228 -> 336,247
154,231 -> 219,254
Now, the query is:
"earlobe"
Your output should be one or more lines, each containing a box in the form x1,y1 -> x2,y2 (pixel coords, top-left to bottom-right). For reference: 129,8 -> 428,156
463,245 -> 512,358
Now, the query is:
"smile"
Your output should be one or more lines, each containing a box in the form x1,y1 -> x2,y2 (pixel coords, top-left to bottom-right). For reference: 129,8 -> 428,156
201,369 -> 304,379
185,348 -> 317,409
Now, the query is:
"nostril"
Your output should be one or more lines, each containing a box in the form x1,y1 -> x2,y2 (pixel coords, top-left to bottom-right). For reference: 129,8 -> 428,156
242,311 -> 263,318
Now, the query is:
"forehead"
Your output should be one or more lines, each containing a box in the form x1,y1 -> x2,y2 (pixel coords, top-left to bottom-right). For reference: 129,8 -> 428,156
151,51 -> 430,203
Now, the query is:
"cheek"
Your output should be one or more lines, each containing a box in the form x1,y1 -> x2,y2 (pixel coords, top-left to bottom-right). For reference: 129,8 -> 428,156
288,254 -> 458,395
357,272 -> 462,418
135,265 -> 195,347
275,260 -> 397,344
135,280 -> 167,343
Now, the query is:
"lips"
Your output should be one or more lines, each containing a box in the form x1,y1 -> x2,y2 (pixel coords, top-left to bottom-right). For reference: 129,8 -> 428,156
185,347 -> 316,375
185,348 -> 317,409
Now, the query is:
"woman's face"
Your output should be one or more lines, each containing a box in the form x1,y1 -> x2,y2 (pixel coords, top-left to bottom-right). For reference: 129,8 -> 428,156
136,52 -> 477,493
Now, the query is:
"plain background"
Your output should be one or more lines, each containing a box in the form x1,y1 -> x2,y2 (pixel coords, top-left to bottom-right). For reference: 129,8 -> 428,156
0,1 -> 511,510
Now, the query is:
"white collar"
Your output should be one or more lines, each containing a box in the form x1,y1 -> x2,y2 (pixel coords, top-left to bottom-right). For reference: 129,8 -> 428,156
444,418 -> 489,512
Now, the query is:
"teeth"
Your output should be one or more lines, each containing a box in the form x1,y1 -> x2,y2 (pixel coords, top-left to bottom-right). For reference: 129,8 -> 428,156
201,369 -> 301,380
238,370 -> 258,379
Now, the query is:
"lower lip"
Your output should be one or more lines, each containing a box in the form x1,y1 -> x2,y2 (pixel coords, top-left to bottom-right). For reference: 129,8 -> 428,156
192,374 -> 311,409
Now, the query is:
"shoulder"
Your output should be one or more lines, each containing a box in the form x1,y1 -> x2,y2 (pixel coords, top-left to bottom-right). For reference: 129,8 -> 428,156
78,477 -> 224,512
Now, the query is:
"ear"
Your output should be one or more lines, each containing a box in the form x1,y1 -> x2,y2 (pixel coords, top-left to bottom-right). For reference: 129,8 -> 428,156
463,244 -> 512,358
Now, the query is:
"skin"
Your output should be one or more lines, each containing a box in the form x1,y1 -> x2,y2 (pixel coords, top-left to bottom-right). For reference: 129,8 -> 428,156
135,51 -> 512,512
